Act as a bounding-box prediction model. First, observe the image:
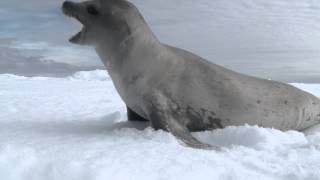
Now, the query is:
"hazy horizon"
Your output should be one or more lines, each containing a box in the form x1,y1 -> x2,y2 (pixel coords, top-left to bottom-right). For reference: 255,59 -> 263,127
1,0 -> 320,82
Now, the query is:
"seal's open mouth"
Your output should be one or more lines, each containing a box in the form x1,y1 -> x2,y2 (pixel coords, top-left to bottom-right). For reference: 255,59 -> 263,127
62,1 -> 86,44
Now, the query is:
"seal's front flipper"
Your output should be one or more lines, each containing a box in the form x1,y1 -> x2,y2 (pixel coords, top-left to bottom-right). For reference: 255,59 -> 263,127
166,117 -> 220,150
148,92 -> 221,150
127,106 -> 149,122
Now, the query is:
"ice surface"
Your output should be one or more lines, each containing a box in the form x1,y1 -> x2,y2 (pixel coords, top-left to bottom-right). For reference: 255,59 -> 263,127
0,71 -> 319,180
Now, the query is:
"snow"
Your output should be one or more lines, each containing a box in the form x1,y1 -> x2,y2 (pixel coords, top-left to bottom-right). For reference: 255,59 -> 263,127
0,70 -> 320,180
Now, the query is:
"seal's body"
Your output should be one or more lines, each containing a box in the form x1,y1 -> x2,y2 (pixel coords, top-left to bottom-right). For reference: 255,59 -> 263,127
63,0 -> 320,149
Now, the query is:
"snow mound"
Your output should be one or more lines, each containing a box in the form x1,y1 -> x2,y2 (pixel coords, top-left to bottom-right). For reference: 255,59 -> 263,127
0,73 -> 29,80
0,71 -> 320,180
68,70 -> 110,81
194,125 -> 308,150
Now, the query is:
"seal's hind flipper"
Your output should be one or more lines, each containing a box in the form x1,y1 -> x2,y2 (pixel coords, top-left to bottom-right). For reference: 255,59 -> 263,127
127,106 -> 149,121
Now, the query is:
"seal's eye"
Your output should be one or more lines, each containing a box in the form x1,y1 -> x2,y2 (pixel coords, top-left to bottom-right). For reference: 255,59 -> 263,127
87,5 -> 99,15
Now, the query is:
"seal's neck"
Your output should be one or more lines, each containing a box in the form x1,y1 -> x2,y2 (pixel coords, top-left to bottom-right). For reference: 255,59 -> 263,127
95,24 -> 166,105
95,24 -> 162,72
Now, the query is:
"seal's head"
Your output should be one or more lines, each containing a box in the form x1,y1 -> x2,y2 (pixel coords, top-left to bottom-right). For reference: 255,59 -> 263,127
62,0 -> 144,47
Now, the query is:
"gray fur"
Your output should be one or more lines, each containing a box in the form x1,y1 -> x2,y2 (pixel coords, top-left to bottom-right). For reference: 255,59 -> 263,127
62,0 -> 320,149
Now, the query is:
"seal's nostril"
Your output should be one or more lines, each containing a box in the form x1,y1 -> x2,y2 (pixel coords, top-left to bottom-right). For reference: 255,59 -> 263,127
62,1 -> 73,9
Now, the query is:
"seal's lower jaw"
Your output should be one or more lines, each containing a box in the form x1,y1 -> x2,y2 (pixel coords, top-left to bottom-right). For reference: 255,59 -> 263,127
69,26 -> 86,44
